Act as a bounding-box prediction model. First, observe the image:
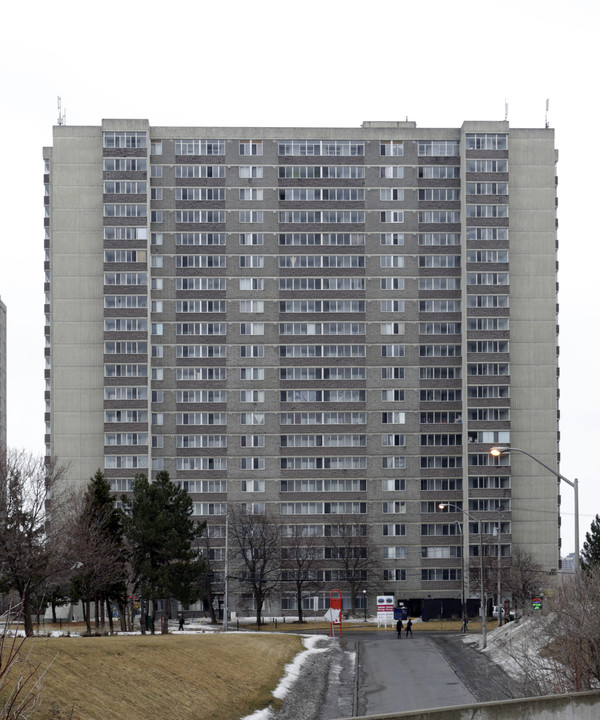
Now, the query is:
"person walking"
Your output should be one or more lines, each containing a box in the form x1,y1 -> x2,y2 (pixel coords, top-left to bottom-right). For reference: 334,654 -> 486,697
396,618 -> 403,639
461,615 -> 469,633
405,619 -> 413,638
178,612 -> 185,631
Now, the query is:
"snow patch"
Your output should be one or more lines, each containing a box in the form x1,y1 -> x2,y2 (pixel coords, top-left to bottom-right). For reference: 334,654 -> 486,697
240,635 -> 332,720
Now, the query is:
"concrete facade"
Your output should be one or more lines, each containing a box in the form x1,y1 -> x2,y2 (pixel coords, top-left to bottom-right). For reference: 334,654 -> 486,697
44,119 -> 559,614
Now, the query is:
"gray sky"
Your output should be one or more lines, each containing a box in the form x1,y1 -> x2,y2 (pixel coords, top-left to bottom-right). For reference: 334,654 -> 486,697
0,0 -> 597,554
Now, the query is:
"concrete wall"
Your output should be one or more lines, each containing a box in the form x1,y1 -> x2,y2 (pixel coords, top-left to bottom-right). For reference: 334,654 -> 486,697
48,126 -> 106,488
341,690 -> 600,720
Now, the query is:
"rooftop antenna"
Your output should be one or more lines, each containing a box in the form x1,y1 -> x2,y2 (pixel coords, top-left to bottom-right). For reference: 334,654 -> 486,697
57,96 -> 66,126
504,100 -> 508,121
545,98 -> 550,129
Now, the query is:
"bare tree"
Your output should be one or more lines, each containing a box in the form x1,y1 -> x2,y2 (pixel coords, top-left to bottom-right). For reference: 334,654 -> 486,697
228,506 -> 281,628
326,519 -> 377,616
280,527 -> 322,622
503,546 -> 542,620
0,451 -> 69,637
0,606 -> 50,719
65,490 -> 127,636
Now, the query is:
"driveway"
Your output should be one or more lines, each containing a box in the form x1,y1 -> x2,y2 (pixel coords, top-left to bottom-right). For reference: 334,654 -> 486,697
355,629 -> 476,716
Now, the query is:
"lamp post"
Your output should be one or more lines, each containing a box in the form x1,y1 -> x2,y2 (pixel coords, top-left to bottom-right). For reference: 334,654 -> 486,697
490,446 -> 579,572
494,510 -> 503,628
454,520 -> 466,627
362,589 -> 367,622
439,503 -> 487,649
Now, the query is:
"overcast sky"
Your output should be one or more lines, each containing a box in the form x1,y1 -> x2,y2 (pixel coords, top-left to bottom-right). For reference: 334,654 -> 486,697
0,0 -> 597,554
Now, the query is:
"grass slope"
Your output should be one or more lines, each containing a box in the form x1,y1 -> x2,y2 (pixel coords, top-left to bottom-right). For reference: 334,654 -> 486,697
5,633 -> 302,720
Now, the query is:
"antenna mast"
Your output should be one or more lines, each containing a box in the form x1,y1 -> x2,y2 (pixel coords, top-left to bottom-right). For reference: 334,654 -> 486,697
57,97 -> 66,126
504,100 -> 508,121
545,99 -> 550,129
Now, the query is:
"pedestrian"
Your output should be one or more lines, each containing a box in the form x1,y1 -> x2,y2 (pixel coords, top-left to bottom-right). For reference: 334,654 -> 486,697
461,616 -> 468,633
178,612 -> 185,631
396,618 -> 403,639
405,619 -> 413,638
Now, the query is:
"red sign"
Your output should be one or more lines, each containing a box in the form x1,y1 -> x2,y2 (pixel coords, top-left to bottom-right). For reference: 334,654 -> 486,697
329,589 -> 343,636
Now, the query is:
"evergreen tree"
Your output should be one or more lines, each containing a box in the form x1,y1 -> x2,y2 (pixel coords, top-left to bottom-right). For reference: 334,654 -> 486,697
581,514 -> 600,572
122,471 -> 202,632
69,469 -> 127,634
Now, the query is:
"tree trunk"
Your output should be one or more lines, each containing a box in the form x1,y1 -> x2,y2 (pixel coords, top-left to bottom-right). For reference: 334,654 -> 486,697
22,592 -> 34,637
51,600 -> 58,624
297,587 -> 304,622
106,597 -> 114,635
94,597 -> 100,633
84,598 -> 92,636
100,594 -> 106,633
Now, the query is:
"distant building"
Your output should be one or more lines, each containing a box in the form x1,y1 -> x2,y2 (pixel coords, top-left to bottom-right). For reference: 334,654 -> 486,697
44,119 -> 560,614
561,552 -> 575,574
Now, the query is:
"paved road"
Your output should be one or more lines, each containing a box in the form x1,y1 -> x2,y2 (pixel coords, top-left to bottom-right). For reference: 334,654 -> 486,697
355,630 -> 476,716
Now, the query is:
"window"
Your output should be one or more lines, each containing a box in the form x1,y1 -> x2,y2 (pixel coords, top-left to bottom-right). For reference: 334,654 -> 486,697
176,210 -> 226,223
239,255 -> 264,267
418,211 -> 461,223
466,159 -> 508,173
382,412 -> 405,424
241,322 -> 264,337
381,390 -> 405,402
380,233 -> 404,246
176,188 -> 226,201
242,479 -> 266,492
240,368 -> 265,380
380,166 -> 405,178
240,345 -> 264,358
465,133 -> 507,150
380,141 -> 404,156
176,139 -> 225,155
382,547 -> 407,559
380,255 -> 404,268
240,413 -> 265,425
380,300 -> 405,312
466,182 -> 508,195
240,140 -> 263,155
240,300 -> 264,312
239,165 -> 263,178
418,140 -> 459,156
279,140 -> 364,156
380,211 -> 404,223
151,140 -> 162,155
240,390 -> 265,402
466,205 -> 508,218
176,165 -> 226,178
382,524 -> 406,536
241,457 -> 265,470
418,166 -> 460,179
418,233 -> 460,246
239,189 -> 264,201
240,278 -> 264,290
103,131 -> 146,149
419,188 -> 460,202
380,189 -> 404,201
240,232 -> 264,245
241,435 -> 265,447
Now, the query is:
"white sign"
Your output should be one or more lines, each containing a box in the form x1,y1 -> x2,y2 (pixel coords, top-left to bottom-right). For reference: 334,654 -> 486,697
376,594 -> 395,628
324,608 -> 341,624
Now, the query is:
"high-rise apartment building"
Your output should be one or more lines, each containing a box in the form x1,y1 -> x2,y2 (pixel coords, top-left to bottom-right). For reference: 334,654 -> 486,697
0,295 -> 6,452
44,119 -> 559,615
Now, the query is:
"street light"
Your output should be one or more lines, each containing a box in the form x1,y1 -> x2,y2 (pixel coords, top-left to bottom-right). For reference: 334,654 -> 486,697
490,446 -> 579,573
362,589 -> 367,622
438,502 -> 487,649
